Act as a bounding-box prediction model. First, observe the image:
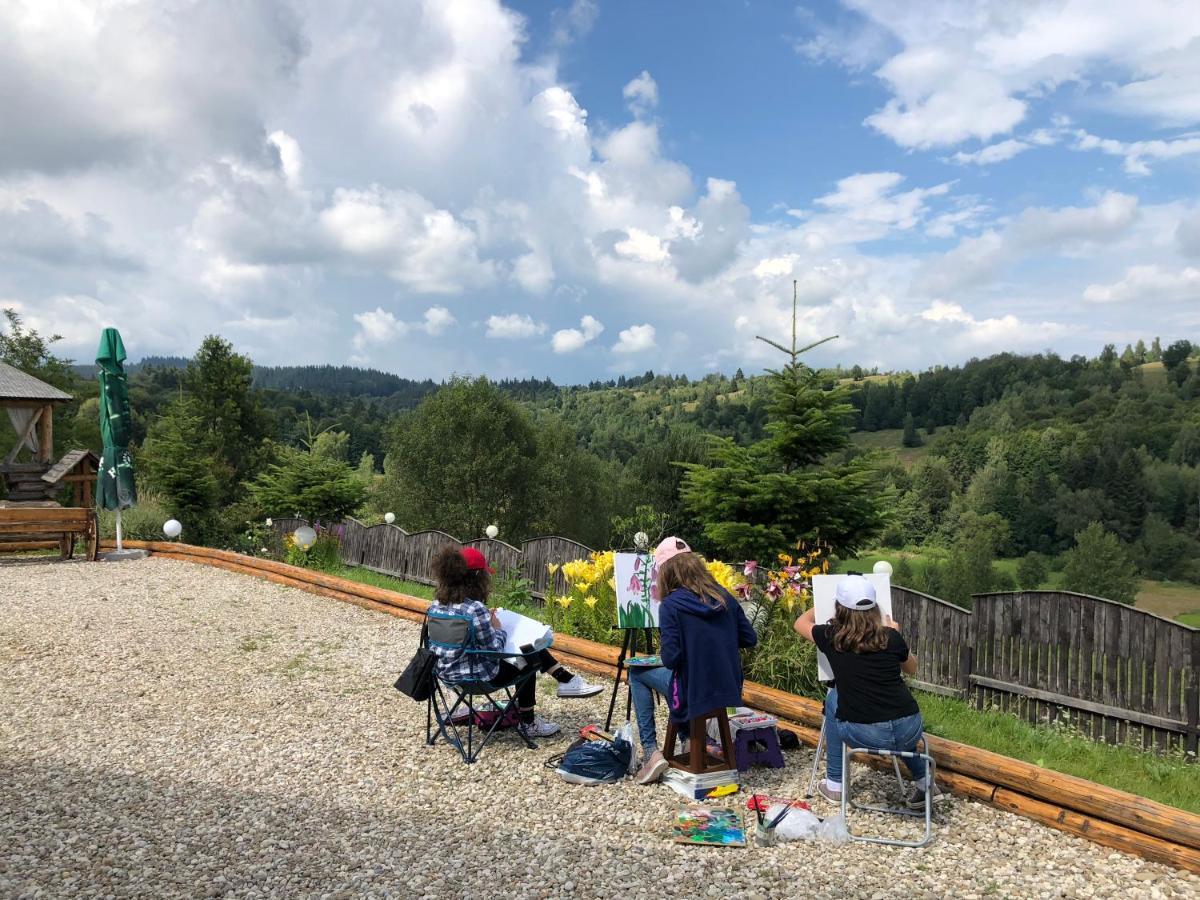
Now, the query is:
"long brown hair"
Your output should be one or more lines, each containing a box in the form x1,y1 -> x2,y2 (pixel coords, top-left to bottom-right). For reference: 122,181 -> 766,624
657,552 -> 727,608
432,546 -> 491,606
829,604 -> 890,653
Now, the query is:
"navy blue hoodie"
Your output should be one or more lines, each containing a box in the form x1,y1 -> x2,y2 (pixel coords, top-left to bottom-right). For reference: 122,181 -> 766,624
659,586 -> 757,723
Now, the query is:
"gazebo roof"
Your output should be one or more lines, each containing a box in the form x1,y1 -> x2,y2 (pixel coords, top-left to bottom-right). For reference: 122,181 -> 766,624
0,362 -> 73,403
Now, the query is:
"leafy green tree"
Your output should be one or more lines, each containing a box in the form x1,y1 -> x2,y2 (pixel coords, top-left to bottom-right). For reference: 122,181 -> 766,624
680,294 -> 885,561
0,308 -> 75,389
1149,337 -> 1163,361
246,447 -> 366,524
1134,339 -> 1148,363
1016,551 -> 1049,589
310,429 -> 350,461
1135,513 -> 1197,580
181,336 -> 272,502
379,377 -> 540,539
141,399 -> 222,543
1061,522 -> 1138,605
1163,340 -> 1193,386
902,412 -> 922,448
938,511 -> 1008,607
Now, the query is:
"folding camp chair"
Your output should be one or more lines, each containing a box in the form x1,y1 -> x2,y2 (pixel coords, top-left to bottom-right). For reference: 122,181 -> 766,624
424,609 -> 547,764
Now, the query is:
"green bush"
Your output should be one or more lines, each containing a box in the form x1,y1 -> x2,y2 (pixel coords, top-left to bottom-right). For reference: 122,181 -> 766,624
97,492 -> 173,541
285,533 -> 341,571
1016,551 -> 1049,589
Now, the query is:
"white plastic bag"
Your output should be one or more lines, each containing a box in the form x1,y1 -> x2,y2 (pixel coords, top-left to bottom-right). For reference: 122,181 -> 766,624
764,803 -> 821,841
816,812 -> 850,843
615,722 -> 638,774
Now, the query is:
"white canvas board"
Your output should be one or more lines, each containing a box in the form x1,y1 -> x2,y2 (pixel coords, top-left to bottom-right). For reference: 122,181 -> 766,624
811,573 -> 893,682
494,608 -> 553,655
614,552 -> 660,629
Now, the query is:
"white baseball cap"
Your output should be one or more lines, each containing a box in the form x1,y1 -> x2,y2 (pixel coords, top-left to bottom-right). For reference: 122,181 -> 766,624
835,574 -> 877,610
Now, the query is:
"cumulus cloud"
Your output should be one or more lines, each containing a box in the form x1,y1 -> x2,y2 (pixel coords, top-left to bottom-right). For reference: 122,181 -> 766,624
1083,265 -> 1200,304
486,313 -> 547,339
552,315 -> 604,353
1073,129 -> 1200,175
623,71 -> 658,117
613,323 -> 656,354
352,307 -> 408,350
803,2 -> 1200,148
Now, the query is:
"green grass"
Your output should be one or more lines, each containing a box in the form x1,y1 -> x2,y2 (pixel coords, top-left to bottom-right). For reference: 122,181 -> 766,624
850,428 -> 933,468
1179,612 -> 1200,627
918,693 -> 1200,813
332,565 -> 434,599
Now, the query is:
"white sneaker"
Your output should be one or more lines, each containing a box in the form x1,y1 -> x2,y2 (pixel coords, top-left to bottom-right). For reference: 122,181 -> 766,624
517,716 -> 561,739
556,674 -> 604,698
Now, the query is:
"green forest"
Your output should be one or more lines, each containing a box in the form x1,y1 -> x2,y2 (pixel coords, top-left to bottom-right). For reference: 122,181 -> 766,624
4,308 -> 1198,623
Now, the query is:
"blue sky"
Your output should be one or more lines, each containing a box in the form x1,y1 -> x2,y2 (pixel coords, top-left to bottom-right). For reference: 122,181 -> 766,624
2,1 -> 1199,381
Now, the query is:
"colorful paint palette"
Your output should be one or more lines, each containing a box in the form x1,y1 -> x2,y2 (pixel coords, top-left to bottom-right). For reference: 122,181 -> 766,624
671,805 -> 746,847
625,655 -> 662,666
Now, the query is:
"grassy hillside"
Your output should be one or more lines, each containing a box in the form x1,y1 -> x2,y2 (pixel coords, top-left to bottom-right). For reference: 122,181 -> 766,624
849,427 -> 935,468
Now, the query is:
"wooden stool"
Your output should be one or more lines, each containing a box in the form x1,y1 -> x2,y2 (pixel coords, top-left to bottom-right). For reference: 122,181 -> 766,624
664,708 -> 735,775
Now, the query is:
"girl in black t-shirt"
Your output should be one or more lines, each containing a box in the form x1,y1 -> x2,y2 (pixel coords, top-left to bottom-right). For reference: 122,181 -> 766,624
794,574 -> 946,808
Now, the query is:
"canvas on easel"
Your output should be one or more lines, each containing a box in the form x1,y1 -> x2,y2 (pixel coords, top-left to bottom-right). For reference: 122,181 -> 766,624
615,552 -> 660,628
810,573 -> 893,682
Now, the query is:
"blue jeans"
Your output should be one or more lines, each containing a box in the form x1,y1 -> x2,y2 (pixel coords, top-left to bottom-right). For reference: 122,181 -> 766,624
629,666 -> 673,753
824,686 -> 927,784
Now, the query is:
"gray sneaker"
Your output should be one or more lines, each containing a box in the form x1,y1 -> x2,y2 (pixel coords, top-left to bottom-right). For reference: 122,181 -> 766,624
517,716 -> 561,739
906,782 -> 949,809
816,781 -> 842,803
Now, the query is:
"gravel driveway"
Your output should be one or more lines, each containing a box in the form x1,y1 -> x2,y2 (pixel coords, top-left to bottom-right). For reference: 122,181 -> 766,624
1,557 -> 1196,899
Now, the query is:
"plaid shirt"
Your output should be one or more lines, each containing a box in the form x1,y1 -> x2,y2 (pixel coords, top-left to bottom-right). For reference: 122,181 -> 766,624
428,599 -> 507,683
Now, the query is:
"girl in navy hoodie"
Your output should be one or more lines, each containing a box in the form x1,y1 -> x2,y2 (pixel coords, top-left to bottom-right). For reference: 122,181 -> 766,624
631,537 -> 757,784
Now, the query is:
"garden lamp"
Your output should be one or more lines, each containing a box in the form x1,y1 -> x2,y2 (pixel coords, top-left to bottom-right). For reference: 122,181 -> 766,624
294,525 -> 317,551
163,519 -> 182,540
485,524 -> 499,539
633,531 -> 649,550
384,512 -> 396,525
873,560 -> 894,576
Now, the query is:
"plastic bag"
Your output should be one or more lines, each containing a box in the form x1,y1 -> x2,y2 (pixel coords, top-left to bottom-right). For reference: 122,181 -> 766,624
816,812 -> 850,843
555,732 -> 633,785
763,804 -> 822,841
615,722 -> 638,774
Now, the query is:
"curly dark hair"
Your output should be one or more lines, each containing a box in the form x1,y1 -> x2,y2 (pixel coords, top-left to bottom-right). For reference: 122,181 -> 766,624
432,546 -> 491,606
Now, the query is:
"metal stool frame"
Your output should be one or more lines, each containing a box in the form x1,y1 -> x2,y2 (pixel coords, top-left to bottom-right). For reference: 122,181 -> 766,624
840,744 -> 936,848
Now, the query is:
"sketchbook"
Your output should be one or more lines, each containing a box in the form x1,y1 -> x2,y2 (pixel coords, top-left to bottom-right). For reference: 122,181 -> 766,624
493,608 -> 553,656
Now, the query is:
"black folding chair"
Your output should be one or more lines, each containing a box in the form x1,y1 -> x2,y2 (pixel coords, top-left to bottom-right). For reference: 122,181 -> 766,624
424,610 -> 545,764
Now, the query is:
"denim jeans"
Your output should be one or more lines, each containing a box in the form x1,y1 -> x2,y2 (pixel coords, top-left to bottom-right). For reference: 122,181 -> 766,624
824,686 -> 927,783
629,665 -> 673,753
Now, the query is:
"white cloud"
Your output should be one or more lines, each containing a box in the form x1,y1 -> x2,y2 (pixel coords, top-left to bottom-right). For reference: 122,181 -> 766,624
552,314 -> 604,353
950,139 -> 1031,166
1073,129 -> 1200,175
1083,265 -> 1200,304
924,191 -> 1139,292
804,2 -> 1200,148
422,306 -> 455,335
1179,211 -> 1200,257
623,71 -> 659,117
919,301 -> 1064,348
613,323 -> 656,354
796,172 -> 951,244
352,307 -> 408,351
613,228 -> 668,263
551,0 -> 599,48
486,313 -> 546,339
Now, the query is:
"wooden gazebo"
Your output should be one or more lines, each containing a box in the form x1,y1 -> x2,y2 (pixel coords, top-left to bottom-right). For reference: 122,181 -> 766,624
0,361 -> 78,503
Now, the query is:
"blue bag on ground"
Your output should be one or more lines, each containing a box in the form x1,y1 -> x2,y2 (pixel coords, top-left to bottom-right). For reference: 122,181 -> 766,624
553,735 -> 633,785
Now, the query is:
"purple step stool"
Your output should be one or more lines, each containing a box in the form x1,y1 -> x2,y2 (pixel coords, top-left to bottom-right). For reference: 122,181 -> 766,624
733,726 -> 785,771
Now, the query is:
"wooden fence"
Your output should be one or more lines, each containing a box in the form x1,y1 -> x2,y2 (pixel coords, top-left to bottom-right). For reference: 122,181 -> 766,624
270,518 -> 1199,755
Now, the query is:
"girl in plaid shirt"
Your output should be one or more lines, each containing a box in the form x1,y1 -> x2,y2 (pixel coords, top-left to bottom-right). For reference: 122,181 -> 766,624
428,547 -> 602,739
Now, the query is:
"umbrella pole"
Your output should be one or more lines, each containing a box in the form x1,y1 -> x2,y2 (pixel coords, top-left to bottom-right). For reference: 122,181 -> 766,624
116,507 -> 124,552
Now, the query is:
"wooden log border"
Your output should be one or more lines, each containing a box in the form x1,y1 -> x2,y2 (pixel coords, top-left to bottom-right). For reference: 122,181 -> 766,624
103,540 -> 1200,873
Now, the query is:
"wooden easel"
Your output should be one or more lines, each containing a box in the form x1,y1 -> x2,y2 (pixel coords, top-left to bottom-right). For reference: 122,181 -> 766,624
603,626 -> 657,731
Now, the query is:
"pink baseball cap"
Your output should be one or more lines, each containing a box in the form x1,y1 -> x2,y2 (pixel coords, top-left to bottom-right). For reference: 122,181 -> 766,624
653,536 -> 692,568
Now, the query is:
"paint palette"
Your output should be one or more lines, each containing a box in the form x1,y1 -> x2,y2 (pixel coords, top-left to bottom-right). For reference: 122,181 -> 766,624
625,655 -> 662,667
671,805 -> 746,847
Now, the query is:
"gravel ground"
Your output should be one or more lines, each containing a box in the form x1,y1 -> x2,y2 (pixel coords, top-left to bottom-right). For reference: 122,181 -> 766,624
1,557 -> 1197,900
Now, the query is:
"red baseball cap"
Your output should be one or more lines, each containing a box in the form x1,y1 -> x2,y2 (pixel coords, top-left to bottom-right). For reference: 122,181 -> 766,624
460,547 -> 495,573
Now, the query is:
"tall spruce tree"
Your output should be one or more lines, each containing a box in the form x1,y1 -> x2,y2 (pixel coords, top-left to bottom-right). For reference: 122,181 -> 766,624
679,283 -> 885,561
142,398 -> 222,542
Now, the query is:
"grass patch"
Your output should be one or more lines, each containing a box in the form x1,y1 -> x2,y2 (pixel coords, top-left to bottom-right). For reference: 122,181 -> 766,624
850,428 -> 932,468
1136,579 -> 1200,622
332,565 -> 435,600
918,692 -> 1200,813
1179,612 -> 1200,627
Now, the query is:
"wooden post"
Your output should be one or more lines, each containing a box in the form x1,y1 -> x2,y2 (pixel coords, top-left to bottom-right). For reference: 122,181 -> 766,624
36,403 -> 52,464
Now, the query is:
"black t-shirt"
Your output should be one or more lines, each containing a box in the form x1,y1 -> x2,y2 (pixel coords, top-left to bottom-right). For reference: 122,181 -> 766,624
812,624 -> 919,724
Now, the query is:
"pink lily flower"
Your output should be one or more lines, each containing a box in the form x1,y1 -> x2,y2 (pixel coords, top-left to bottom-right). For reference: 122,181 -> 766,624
628,574 -> 641,592
765,581 -> 782,599
743,561 -> 758,577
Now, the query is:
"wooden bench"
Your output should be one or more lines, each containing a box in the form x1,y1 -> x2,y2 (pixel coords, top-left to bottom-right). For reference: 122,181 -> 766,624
0,506 -> 98,560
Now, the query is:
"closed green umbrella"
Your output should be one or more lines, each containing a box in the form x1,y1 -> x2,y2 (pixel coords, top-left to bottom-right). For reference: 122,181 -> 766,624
96,328 -> 137,549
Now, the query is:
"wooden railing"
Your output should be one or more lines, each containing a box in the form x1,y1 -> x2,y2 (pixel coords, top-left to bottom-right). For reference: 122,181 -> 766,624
271,518 -> 1200,755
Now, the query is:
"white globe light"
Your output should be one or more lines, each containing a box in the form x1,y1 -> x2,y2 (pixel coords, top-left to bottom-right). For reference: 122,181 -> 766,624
384,512 -> 396,525
265,517 -> 273,527
633,531 -> 649,550
485,524 -> 499,540
294,525 -> 317,550
873,560 -> 894,576
163,519 -> 182,539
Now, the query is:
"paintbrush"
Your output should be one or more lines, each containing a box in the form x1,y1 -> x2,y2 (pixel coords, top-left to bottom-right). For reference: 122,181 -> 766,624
767,803 -> 792,831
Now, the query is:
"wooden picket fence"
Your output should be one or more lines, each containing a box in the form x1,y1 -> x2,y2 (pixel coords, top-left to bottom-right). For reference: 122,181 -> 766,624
271,518 -> 1199,755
